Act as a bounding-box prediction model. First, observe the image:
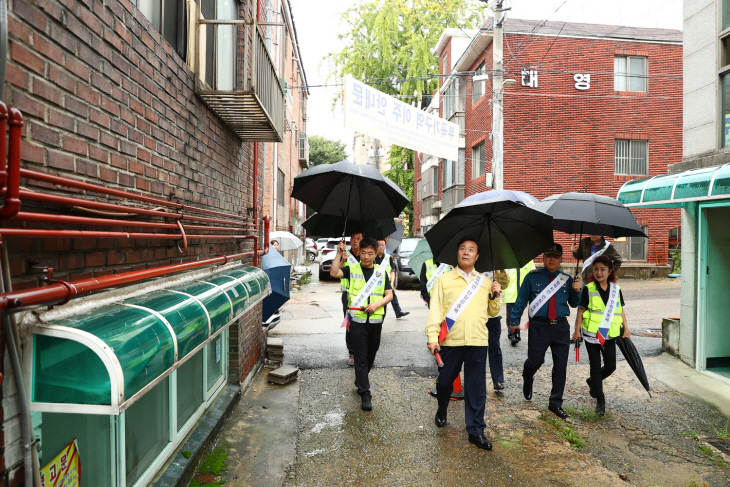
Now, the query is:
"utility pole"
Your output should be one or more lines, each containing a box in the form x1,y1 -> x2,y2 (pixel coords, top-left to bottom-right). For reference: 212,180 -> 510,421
491,0 -> 505,190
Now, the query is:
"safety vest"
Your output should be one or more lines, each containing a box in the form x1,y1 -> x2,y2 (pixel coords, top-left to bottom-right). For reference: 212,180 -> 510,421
425,259 -> 438,282
347,263 -> 387,324
377,254 -> 392,275
340,251 -> 357,292
581,281 -> 623,338
503,260 -> 535,304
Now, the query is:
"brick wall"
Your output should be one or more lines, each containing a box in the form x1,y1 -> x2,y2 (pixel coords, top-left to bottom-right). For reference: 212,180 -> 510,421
461,32 -> 681,262
1,0 -> 270,482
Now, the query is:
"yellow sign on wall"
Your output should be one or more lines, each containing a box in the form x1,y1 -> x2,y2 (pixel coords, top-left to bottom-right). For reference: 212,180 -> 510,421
40,439 -> 80,487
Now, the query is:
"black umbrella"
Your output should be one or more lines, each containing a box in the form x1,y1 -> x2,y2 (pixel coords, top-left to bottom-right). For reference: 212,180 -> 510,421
616,327 -> 652,398
425,196 -> 554,273
291,161 -> 409,234
302,213 -> 396,240
533,192 -> 647,238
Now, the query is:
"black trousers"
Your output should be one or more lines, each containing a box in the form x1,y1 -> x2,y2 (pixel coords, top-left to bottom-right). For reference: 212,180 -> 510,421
435,345 -> 488,437
350,320 -> 382,396
390,290 -> 403,315
486,316 -> 503,383
523,318 -> 570,408
342,293 -> 353,355
585,339 -> 617,401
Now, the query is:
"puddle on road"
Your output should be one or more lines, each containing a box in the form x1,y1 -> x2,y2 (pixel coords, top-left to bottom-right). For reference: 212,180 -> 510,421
308,410 -> 345,434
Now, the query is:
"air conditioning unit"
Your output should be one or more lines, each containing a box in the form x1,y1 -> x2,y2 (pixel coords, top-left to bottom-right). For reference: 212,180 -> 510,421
367,149 -> 375,157
377,148 -> 386,157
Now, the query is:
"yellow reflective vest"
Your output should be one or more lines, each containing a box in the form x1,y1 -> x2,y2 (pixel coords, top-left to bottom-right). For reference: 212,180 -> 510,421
347,263 -> 387,324
503,260 -> 536,304
581,281 -> 623,338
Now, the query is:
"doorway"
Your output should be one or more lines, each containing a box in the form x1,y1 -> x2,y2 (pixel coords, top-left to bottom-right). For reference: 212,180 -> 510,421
700,204 -> 730,378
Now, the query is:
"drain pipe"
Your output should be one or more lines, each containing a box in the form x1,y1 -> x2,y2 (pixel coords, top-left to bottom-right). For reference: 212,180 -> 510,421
0,0 -> 7,99
0,241 -> 38,487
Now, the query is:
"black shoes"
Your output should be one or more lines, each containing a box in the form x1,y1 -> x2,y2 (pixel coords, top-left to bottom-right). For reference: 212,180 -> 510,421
523,377 -> 533,400
396,311 -> 410,319
596,397 -> 606,415
361,393 -> 372,411
435,412 -> 447,427
510,336 -> 518,347
548,403 -> 568,419
468,434 -> 493,451
493,382 -> 504,391
514,329 -> 521,342
586,378 -> 596,398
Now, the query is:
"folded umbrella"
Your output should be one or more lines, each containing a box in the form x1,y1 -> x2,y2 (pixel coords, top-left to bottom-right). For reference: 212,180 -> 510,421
262,247 -> 292,322
408,238 -> 432,283
268,231 -> 303,251
386,222 -> 404,252
291,161 -> 409,234
616,328 -> 652,398
426,196 -> 554,273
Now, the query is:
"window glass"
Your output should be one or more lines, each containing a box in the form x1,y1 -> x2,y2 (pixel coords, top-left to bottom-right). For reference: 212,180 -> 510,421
724,0 -> 730,31
614,56 -> 626,91
615,139 -> 647,176
472,63 -> 485,103
139,0 -> 162,31
723,74 -> 730,148
162,0 -> 179,52
432,167 -> 438,194
629,57 -> 646,92
207,335 -> 224,391
277,170 -> 285,206
472,143 -> 484,179
216,0 -> 237,90
125,377 -> 170,487
457,149 -> 465,183
177,350 -> 204,430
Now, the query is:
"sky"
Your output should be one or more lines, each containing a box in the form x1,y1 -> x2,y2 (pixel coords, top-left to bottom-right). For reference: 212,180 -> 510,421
291,0 -> 682,157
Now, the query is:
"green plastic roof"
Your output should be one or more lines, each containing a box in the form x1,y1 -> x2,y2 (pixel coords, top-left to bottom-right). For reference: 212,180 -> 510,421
30,266 -> 269,414
617,163 -> 730,207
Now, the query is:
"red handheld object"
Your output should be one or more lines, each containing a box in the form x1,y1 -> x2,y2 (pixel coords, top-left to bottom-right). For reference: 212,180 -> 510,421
348,307 -> 365,311
575,340 -> 581,362
435,352 -> 444,368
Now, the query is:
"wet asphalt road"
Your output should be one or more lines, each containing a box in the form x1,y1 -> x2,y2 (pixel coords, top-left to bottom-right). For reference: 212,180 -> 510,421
272,264 -> 674,373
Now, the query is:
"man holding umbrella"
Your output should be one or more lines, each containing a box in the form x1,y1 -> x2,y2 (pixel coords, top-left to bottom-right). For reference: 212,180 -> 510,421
571,235 -> 622,277
509,244 -> 582,419
426,237 -> 502,451
331,237 -> 393,411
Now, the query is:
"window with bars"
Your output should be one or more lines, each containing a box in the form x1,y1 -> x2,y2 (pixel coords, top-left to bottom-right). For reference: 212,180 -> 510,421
442,150 -> 465,189
615,140 -> 648,176
472,143 -> 485,179
472,63 -> 486,104
614,56 -> 647,92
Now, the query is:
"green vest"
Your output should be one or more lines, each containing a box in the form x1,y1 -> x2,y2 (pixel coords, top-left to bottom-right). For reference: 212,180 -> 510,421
424,259 -> 449,297
581,281 -> 623,338
340,251 -> 357,292
504,260 -> 535,304
347,263 -> 387,324
377,254 -> 392,275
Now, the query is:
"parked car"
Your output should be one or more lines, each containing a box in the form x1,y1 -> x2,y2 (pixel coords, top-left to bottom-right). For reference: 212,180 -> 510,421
391,237 -> 422,290
319,237 -> 350,281
305,237 -> 318,262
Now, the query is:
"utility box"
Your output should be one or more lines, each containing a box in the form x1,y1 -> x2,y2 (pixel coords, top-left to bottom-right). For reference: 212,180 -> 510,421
662,316 -> 680,357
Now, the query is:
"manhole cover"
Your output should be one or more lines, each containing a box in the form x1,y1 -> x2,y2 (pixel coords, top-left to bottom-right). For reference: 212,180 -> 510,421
707,439 -> 730,455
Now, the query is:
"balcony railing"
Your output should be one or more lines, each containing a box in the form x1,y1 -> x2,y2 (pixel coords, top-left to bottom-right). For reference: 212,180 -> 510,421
195,19 -> 285,142
442,184 -> 464,214
422,195 -> 440,215
299,132 -> 309,166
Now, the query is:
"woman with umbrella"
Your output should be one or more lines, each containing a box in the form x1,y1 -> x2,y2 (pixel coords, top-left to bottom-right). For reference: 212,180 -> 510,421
572,255 -> 632,415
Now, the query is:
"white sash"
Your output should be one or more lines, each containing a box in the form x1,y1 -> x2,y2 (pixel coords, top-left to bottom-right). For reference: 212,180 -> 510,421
350,265 -> 386,310
598,282 -> 619,336
581,240 -> 610,274
528,273 -> 569,318
346,254 -> 358,267
443,273 -> 484,330
426,263 -> 451,294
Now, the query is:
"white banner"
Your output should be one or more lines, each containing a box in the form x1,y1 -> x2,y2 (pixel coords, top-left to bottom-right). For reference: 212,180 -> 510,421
344,75 -> 460,161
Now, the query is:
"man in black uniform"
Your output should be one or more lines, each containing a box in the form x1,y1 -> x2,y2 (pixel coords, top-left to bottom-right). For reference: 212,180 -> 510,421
509,244 -> 581,419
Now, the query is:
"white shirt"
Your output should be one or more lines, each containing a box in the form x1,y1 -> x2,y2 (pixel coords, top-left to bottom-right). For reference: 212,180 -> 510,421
457,266 -> 477,282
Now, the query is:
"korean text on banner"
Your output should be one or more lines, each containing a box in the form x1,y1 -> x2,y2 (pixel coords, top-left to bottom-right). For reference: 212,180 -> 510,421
40,438 -> 80,487
344,75 -> 459,161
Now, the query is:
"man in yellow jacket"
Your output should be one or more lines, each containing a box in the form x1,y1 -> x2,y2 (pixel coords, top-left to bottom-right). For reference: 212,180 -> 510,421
425,236 -> 502,451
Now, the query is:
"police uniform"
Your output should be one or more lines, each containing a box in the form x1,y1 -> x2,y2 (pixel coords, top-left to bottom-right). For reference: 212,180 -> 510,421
509,246 -> 580,411
341,262 -> 391,400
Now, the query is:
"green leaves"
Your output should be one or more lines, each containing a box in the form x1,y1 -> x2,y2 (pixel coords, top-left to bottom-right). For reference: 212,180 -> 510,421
309,135 -> 348,166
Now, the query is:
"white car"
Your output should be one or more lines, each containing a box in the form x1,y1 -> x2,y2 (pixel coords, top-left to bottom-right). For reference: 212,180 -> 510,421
319,238 -> 350,280
305,238 -> 318,262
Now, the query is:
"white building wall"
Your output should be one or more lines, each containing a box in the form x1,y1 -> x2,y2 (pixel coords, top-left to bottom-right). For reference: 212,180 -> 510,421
683,0 -> 718,159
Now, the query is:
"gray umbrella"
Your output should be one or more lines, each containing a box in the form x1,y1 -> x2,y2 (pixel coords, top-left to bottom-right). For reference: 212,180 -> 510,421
386,222 -> 404,252
533,192 -> 647,238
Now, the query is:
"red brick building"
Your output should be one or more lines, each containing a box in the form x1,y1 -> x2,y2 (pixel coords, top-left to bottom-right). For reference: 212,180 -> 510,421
415,19 -> 682,265
0,0 -> 292,485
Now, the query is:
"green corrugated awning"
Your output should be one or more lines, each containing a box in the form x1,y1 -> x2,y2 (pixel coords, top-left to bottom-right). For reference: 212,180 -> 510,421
29,265 -> 269,415
617,163 -> 730,208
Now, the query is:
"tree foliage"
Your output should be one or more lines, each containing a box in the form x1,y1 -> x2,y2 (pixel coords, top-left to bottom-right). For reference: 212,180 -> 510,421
327,0 -> 485,236
384,145 -> 415,237
327,0 -> 485,101
309,135 -> 348,166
